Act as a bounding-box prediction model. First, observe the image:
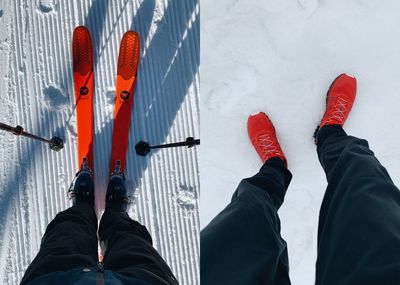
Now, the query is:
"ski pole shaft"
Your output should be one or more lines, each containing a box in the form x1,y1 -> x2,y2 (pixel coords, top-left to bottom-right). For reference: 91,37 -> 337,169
0,122 -> 64,151
21,130 -> 51,143
0,122 -> 17,133
135,137 -> 200,156
1,122 -> 48,142
149,139 -> 200,149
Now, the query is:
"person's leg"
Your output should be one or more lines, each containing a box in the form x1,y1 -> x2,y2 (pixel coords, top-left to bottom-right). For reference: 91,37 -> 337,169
20,203 -> 98,285
315,74 -> 400,285
98,175 -> 178,285
21,166 -> 98,285
201,112 -> 292,285
201,157 -> 292,285
98,209 -> 178,285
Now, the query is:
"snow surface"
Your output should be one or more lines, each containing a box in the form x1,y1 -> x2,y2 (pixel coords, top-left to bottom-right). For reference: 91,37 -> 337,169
0,0 -> 199,284
201,0 -> 400,284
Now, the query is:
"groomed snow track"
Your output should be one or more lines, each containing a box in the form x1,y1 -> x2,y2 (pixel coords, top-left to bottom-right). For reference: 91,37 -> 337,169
0,0 -> 200,284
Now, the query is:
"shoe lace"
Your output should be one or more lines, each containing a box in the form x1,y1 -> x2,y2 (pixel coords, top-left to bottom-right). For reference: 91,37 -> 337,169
258,134 -> 280,156
327,96 -> 348,123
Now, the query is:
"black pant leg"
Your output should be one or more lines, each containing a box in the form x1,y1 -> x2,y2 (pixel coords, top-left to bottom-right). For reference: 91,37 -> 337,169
20,204 -> 98,285
98,210 -> 178,285
315,125 -> 400,285
200,158 -> 292,285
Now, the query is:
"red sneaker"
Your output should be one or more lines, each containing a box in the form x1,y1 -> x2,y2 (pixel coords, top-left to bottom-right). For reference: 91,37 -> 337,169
319,73 -> 357,128
247,112 -> 287,166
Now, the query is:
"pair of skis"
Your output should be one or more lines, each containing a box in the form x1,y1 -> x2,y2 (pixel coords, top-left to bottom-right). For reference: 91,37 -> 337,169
72,26 -> 140,178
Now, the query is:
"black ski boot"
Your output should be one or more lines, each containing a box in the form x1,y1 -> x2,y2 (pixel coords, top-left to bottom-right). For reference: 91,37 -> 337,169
106,161 -> 131,212
68,158 -> 94,206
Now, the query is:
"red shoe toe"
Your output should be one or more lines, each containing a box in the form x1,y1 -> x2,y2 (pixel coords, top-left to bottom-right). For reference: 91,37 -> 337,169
247,112 -> 287,166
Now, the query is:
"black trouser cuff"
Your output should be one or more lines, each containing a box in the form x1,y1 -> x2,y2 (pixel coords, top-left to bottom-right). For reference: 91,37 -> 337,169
316,125 -> 346,146
242,157 -> 292,209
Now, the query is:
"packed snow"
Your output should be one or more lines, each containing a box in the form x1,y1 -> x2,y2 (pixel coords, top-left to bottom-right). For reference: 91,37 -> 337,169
0,0 -> 199,284
201,0 -> 400,283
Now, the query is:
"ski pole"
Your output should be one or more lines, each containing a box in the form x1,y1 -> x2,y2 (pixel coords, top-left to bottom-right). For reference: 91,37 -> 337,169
0,122 -> 64,151
135,137 -> 200,156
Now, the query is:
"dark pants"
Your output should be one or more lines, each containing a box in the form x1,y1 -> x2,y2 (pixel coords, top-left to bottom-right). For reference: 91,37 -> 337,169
315,126 -> 400,285
99,210 -> 178,285
21,205 -> 178,285
200,126 -> 400,285
201,158 -> 292,285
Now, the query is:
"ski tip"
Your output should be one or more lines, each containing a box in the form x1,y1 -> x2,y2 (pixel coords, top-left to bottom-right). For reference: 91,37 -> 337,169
121,31 -> 140,47
120,30 -> 140,49
123,30 -> 139,38
117,31 -> 140,80
73,26 -> 91,38
73,26 -> 92,48
72,26 -> 93,74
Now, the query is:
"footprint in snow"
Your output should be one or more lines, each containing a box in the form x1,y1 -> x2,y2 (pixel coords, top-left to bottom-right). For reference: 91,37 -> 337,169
0,10 -> 4,17
176,184 -> 197,212
39,0 -> 54,13
42,85 -> 69,111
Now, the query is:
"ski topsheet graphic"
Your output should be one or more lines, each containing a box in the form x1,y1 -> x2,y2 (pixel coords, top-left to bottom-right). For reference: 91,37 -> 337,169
110,31 -> 140,176
72,26 -> 94,171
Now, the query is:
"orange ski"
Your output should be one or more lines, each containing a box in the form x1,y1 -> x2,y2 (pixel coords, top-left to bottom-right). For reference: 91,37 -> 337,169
72,26 -> 94,171
109,31 -> 140,175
